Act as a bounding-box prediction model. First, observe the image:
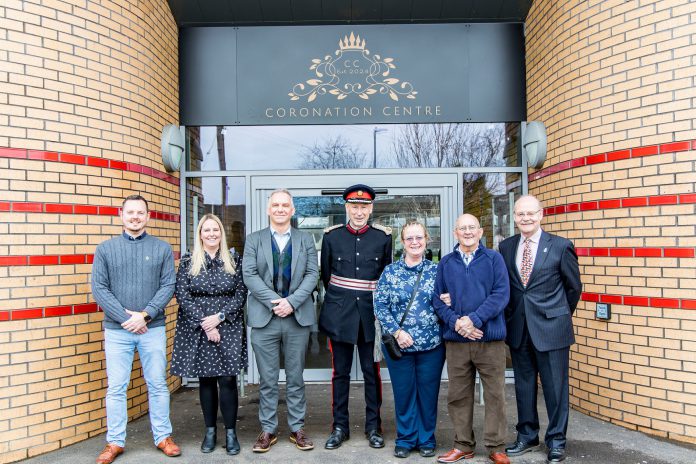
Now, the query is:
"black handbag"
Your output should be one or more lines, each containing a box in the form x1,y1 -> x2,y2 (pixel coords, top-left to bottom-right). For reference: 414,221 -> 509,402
381,269 -> 424,360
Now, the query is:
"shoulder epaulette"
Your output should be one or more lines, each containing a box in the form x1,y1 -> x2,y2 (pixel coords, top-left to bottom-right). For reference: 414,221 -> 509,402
372,224 -> 392,235
324,224 -> 343,233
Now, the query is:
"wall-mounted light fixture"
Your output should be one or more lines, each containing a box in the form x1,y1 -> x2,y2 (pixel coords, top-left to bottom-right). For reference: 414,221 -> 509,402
161,124 -> 185,172
523,121 -> 547,169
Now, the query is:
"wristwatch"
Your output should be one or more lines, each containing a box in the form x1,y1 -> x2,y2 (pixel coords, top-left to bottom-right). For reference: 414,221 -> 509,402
140,311 -> 152,323
217,312 -> 225,322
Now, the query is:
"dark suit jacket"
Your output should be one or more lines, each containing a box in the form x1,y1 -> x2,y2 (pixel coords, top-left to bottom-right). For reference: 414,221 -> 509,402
499,230 -> 581,352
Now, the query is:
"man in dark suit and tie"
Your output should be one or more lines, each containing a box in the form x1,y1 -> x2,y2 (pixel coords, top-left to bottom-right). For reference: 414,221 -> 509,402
498,195 -> 581,464
243,189 -> 319,453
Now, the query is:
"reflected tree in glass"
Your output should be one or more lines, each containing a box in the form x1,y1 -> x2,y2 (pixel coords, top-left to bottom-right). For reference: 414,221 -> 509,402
390,122 -> 510,217
390,123 -> 508,169
293,196 -> 345,219
297,135 -> 367,169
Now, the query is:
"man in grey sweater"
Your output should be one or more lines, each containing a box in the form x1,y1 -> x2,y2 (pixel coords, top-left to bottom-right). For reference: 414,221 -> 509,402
91,194 -> 179,464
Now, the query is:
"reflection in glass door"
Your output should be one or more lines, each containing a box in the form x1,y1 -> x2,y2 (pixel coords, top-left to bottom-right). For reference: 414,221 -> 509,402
248,173 -> 457,383
293,191 -> 442,382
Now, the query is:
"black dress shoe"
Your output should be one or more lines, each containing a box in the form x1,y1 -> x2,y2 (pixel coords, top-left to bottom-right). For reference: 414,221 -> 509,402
419,448 -> 435,457
325,427 -> 349,450
394,446 -> 410,458
366,429 -> 385,448
547,448 -> 566,463
225,428 -> 241,455
505,440 -> 539,456
200,427 -> 216,453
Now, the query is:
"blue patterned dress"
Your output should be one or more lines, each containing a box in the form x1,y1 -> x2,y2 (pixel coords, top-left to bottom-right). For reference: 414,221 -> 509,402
374,257 -> 441,352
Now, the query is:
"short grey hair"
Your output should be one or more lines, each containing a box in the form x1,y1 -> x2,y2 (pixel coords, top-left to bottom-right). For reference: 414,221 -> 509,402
267,188 -> 294,208
514,194 -> 543,211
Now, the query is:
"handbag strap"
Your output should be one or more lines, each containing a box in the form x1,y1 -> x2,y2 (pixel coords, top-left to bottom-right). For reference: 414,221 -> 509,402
398,268 -> 424,327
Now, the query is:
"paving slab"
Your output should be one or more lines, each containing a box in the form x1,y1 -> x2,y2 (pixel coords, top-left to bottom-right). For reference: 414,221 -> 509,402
19,383 -> 695,464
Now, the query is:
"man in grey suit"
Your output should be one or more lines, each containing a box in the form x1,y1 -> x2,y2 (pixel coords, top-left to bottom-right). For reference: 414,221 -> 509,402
498,195 -> 581,464
243,189 -> 319,453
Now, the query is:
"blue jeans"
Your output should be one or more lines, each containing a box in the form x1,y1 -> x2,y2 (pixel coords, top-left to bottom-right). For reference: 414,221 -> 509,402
383,343 -> 446,450
104,326 -> 171,447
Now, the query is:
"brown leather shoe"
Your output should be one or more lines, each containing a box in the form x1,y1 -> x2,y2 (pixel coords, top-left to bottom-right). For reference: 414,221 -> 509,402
489,451 -> 511,464
290,429 -> 314,450
156,437 -> 181,457
96,444 -> 123,464
252,431 -> 278,453
437,448 -> 475,463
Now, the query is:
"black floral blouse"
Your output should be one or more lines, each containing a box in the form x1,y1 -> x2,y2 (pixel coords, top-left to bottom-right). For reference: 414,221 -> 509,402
171,251 -> 247,377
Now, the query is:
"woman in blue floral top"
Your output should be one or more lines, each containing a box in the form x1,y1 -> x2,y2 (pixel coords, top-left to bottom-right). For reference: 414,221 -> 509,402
374,219 -> 446,459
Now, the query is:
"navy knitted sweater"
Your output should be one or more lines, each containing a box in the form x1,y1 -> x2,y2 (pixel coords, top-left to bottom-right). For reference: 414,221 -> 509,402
433,243 -> 510,342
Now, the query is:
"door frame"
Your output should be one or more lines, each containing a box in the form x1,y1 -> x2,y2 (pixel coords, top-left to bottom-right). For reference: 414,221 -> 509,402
245,170 -> 460,384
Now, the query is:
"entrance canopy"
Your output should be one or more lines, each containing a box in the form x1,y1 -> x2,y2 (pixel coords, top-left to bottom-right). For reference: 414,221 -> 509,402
167,0 -> 532,27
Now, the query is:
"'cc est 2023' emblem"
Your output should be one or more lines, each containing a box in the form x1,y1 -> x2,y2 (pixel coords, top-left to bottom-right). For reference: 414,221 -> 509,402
289,32 -> 418,103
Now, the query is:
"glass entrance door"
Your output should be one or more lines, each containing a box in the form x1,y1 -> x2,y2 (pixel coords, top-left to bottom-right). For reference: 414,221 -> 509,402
247,172 -> 458,383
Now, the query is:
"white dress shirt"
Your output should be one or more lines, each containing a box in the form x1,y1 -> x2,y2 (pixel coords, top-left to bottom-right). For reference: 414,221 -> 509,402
271,226 -> 291,250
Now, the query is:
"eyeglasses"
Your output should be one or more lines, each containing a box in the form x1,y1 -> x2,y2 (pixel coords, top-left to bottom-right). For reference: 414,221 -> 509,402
456,225 -> 479,232
404,235 -> 425,243
514,210 -> 540,219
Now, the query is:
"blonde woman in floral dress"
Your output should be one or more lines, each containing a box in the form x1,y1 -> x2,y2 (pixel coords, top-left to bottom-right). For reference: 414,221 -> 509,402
171,213 -> 247,455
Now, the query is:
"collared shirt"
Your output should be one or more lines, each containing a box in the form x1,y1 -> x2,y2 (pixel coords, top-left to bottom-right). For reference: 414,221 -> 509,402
122,231 -> 147,241
516,227 -> 542,274
270,226 -> 291,250
457,246 -> 477,266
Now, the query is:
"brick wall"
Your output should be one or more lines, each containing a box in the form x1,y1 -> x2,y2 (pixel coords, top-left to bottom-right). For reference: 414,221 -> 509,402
0,1 -> 180,462
526,0 -> 695,444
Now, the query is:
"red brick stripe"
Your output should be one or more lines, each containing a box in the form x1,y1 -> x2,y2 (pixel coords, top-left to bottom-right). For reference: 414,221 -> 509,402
544,193 -> 696,216
0,252 -> 181,267
1,288 -> 687,321
0,303 -> 101,321
0,201 -> 180,222
581,292 -> 694,310
529,139 -> 696,182
0,256 -> 27,266
0,147 -> 179,185
575,247 -> 695,258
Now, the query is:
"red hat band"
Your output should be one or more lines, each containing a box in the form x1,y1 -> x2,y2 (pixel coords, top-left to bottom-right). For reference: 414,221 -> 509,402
345,190 -> 373,203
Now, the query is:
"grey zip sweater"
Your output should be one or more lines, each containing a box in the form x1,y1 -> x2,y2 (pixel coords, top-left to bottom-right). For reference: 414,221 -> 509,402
91,233 -> 176,330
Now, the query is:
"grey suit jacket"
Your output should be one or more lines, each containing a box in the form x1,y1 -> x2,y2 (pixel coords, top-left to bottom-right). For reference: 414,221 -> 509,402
243,227 -> 319,328
499,230 -> 582,352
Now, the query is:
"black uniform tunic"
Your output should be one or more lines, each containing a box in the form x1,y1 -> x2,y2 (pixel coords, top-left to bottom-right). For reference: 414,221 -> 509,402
319,224 -> 392,344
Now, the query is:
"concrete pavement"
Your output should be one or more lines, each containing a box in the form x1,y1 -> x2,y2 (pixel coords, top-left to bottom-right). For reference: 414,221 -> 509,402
19,383 -> 695,463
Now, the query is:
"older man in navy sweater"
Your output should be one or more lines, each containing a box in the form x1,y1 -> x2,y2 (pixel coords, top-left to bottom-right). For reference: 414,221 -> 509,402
433,214 -> 511,464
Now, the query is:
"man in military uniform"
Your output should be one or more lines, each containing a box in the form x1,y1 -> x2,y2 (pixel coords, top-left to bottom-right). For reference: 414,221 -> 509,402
319,184 -> 393,450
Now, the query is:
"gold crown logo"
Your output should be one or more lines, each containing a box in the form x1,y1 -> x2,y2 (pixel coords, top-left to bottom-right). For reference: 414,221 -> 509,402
339,32 -> 366,51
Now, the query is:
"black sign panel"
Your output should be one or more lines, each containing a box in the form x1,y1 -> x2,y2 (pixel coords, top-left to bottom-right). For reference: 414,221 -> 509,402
180,24 -> 525,125
180,27 -> 238,125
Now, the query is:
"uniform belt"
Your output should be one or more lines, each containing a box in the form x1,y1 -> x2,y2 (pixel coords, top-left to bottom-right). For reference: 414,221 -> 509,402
329,274 -> 377,291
